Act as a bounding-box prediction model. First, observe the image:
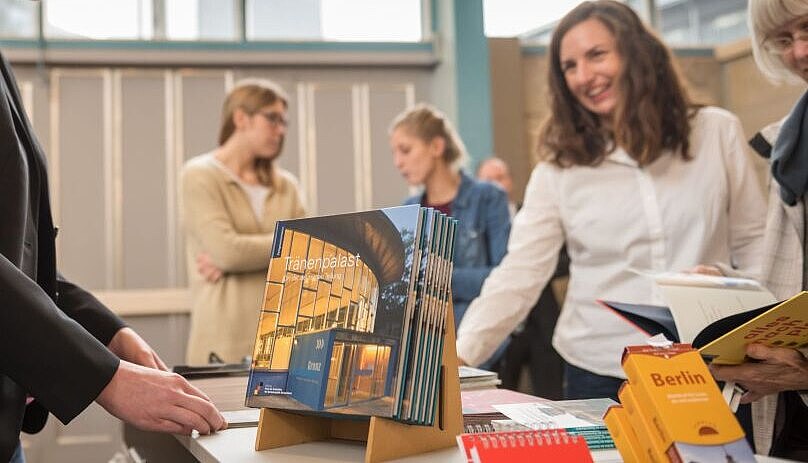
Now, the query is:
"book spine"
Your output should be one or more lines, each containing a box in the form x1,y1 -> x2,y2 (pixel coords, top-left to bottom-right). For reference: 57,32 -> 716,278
603,406 -> 645,463
618,382 -> 668,463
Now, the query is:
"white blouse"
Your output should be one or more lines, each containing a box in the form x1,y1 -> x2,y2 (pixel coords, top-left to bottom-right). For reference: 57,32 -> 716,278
456,107 -> 767,378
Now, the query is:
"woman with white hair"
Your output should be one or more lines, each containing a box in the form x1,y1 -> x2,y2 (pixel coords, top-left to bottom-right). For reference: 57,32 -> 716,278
709,1 -> 808,459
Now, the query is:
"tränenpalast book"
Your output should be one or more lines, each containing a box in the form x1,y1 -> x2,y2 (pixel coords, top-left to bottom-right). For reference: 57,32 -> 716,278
245,205 -> 457,425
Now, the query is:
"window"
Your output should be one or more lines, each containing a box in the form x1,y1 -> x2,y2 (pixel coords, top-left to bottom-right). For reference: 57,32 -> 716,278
0,0 -> 39,39
657,0 -> 748,46
485,0 -> 748,46
25,0 -> 422,43
44,0 -> 153,40
164,0 -> 239,41
484,0 -> 584,39
247,0 -> 422,42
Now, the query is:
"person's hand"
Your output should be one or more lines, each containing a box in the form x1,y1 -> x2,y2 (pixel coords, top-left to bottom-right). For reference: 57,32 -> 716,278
108,327 -> 168,371
96,360 -> 227,435
196,253 -> 223,283
710,343 -> 808,403
687,264 -> 723,276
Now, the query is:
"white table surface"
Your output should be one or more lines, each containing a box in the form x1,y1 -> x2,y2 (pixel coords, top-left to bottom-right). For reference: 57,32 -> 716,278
177,426 -> 624,463
177,427 -> 799,463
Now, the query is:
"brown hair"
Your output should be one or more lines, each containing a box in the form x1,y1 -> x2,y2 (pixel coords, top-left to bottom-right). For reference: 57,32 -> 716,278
389,103 -> 468,171
539,0 -> 694,168
218,78 -> 289,186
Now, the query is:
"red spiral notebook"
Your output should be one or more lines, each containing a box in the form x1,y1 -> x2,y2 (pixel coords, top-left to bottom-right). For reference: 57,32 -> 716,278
456,429 -> 594,463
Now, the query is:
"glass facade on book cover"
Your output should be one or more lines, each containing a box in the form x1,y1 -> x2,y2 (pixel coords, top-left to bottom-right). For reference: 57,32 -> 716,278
246,205 -> 420,417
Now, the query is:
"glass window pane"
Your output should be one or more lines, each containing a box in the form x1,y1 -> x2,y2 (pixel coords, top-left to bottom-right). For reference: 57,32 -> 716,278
325,342 -> 344,407
658,0 -> 748,46
247,0 -> 421,42
0,0 -> 38,39
253,312 -> 278,368
270,333 -> 293,370
263,282 -> 283,311
44,0 -> 153,40
300,288 -> 316,318
484,0 -> 584,39
165,0 -> 238,40
279,277 -> 302,325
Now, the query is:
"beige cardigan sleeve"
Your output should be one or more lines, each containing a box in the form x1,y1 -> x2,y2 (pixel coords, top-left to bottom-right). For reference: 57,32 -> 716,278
181,166 -> 273,273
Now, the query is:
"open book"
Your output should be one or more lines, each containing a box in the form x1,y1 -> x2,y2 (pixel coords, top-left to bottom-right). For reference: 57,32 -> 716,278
601,273 -> 776,342
602,274 -> 808,364
698,291 -> 808,364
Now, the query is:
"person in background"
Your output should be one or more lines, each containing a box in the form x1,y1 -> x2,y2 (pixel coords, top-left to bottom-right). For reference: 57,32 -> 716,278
707,1 -> 808,458
477,157 -> 517,217
477,156 -> 567,399
455,0 -> 766,401
390,104 -> 512,368
181,79 -> 306,365
0,50 -> 225,463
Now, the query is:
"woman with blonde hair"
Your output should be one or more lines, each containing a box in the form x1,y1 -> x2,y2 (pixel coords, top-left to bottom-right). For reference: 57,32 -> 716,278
709,1 -> 808,458
182,79 -> 306,364
455,0 -> 766,400
390,103 -> 512,368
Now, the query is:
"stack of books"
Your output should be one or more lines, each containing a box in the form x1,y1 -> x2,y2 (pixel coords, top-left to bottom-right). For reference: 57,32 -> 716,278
245,205 -> 456,426
458,365 -> 501,390
460,388 -> 615,450
604,344 -> 756,463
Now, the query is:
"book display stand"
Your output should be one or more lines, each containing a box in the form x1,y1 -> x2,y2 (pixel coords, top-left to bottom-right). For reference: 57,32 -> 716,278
254,304 -> 463,463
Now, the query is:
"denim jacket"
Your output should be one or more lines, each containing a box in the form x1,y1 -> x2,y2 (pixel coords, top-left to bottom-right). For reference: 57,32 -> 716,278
404,171 -> 511,324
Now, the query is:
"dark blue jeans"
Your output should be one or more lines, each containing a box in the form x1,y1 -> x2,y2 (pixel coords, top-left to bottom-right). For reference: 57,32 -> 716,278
563,363 -> 623,401
10,442 -> 25,463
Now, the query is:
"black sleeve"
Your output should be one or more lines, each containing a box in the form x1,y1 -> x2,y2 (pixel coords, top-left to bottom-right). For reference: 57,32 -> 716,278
0,256 -> 119,424
56,275 -> 127,346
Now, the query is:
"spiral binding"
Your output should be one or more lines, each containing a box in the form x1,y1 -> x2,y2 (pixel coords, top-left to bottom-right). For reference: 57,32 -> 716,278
468,429 -> 580,448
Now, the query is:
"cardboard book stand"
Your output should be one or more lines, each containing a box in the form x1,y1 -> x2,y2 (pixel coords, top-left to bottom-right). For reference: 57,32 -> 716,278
254,304 -> 463,463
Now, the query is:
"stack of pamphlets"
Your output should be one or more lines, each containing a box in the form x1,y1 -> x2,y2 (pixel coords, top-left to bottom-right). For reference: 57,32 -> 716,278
459,365 -> 501,390
493,398 -> 616,450
460,388 -> 615,450
245,205 -> 456,426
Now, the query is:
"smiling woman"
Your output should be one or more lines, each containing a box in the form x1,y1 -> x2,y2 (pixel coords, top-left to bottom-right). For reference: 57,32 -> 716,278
455,0 -> 767,402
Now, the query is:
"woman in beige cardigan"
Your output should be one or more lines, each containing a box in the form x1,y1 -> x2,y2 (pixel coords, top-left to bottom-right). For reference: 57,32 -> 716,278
181,79 -> 306,364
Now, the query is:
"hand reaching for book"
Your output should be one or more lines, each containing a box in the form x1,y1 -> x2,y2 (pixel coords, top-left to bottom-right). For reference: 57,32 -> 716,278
710,343 -> 808,403
96,360 -> 227,435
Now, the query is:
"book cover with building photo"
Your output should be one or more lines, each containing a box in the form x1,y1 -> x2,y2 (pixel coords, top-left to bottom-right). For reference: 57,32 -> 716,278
245,205 -> 424,418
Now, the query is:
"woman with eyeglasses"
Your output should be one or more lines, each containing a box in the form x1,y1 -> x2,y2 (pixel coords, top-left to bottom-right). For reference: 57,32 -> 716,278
707,1 -> 808,459
181,79 -> 306,365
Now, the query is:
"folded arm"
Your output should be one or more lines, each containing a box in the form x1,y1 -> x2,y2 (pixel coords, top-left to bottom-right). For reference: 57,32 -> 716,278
181,168 -> 273,273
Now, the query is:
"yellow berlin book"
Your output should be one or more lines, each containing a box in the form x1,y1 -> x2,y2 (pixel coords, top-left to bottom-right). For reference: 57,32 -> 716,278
617,381 -> 667,463
621,344 -> 755,462
699,291 -> 808,365
603,403 -> 647,463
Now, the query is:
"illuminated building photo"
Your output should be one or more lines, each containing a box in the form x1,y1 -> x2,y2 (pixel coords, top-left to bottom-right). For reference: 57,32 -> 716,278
246,207 -> 418,416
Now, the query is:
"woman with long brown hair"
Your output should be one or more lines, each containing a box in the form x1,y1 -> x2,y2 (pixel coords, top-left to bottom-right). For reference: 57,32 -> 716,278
181,79 -> 306,364
456,0 -> 766,400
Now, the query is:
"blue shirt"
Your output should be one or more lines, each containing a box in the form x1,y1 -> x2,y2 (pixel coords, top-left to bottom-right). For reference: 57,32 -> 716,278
404,171 -> 512,325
